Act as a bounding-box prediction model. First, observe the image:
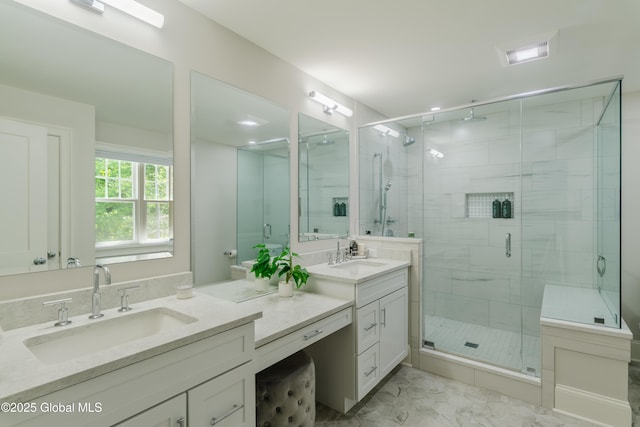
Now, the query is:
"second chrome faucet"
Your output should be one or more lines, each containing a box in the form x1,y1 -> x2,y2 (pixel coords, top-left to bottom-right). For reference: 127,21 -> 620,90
90,264 -> 111,319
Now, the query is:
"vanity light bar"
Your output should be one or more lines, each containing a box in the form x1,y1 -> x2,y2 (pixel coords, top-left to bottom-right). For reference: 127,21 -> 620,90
373,124 -> 400,138
70,0 -> 164,28
308,91 -> 353,117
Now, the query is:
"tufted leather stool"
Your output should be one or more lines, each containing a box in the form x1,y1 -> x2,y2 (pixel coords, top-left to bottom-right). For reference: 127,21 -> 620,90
255,350 -> 315,427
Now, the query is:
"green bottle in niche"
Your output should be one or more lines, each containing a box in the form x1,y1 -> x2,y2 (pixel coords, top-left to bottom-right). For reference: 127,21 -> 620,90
502,199 -> 512,219
334,201 -> 340,216
340,202 -> 347,216
492,199 -> 502,218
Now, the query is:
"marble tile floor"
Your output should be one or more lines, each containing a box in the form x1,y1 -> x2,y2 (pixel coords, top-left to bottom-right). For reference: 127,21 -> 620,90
316,363 -> 640,426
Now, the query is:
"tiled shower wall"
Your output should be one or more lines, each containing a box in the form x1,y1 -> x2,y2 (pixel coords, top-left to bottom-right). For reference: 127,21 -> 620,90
358,126 -> 410,238
411,95 -> 603,340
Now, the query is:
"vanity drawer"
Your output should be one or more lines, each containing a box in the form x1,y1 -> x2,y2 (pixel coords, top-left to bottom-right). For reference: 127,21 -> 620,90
356,301 -> 379,354
188,365 -> 255,427
357,342 -> 380,401
355,268 -> 408,307
255,307 -> 352,373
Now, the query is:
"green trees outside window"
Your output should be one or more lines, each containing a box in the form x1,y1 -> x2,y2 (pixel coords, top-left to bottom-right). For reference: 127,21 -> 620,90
95,157 -> 173,246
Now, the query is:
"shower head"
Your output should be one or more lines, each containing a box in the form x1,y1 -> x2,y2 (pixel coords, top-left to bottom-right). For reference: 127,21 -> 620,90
385,180 -> 392,191
461,107 -> 487,122
402,135 -> 416,146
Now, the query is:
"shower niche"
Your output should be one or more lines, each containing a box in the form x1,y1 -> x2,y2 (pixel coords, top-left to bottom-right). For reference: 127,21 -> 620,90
466,192 -> 514,219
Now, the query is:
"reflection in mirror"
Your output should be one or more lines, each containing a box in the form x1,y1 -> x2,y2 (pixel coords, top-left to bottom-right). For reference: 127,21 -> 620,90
0,1 -> 174,276
191,72 -> 290,285
298,114 -> 350,241
238,139 -> 290,264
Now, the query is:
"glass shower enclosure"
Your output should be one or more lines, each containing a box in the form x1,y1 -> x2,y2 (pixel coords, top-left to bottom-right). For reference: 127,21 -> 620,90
237,139 -> 290,264
358,79 -> 622,377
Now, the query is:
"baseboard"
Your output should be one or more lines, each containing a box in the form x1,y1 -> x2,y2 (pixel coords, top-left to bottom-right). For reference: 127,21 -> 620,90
555,384 -> 632,427
418,348 -> 541,406
631,340 -> 640,363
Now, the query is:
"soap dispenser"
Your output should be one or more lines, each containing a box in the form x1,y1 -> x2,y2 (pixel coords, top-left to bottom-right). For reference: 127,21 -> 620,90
340,202 -> 347,216
492,199 -> 502,218
502,198 -> 512,219
334,201 -> 340,217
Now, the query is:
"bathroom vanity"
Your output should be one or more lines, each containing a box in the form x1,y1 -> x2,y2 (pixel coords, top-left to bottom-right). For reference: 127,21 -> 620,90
0,294 -> 261,426
304,258 -> 410,413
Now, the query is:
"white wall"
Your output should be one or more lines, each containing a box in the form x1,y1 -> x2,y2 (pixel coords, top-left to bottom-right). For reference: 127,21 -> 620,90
621,90 -> 640,359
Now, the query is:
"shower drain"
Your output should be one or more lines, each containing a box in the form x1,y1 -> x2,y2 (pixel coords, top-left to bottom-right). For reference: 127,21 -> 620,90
464,341 -> 479,349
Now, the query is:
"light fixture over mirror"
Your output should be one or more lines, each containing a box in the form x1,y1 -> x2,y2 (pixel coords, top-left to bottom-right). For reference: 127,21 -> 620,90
0,1 -> 173,277
191,71 -> 290,285
308,90 -> 353,117
70,0 -> 165,28
298,113 -> 350,242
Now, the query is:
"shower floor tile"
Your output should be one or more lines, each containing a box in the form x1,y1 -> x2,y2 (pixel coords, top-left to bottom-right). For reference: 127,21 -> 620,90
424,315 -> 541,375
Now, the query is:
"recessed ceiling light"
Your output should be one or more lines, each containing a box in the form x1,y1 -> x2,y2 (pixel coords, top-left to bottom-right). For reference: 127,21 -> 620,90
431,107 -> 441,112
506,41 -> 548,65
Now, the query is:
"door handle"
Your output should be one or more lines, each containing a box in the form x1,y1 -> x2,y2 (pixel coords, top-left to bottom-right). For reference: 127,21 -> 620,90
505,233 -> 511,258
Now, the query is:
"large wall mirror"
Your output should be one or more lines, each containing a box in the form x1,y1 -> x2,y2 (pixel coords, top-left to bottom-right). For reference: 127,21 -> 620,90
298,114 -> 350,241
0,1 -> 174,277
191,71 -> 290,285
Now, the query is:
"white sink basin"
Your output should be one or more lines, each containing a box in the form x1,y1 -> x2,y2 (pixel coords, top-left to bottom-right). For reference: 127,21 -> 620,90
330,260 -> 388,275
23,307 -> 197,365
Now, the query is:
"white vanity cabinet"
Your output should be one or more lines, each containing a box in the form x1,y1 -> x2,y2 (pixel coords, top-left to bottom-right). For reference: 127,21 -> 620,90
354,271 -> 408,400
115,394 -> 186,427
306,265 -> 409,413
4,323 -> 255,427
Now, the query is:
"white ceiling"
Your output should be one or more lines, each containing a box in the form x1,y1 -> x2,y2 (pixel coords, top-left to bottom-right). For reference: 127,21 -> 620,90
179,0 -> 640,119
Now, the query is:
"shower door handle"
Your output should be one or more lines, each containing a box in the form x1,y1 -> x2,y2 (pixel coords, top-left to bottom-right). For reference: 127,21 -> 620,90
597,255 -> 607,277
505,233 -> 511,258
263,224 -> 271,239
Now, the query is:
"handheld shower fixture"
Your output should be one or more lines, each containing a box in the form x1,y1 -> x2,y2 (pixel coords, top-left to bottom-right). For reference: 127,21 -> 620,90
385,180 -> 392,191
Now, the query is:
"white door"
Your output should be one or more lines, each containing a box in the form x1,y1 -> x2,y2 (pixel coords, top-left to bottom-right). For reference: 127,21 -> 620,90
0,117 -> 48,274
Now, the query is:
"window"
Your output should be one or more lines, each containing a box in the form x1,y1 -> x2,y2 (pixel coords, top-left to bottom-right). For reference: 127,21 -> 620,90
95,157 -> 173,248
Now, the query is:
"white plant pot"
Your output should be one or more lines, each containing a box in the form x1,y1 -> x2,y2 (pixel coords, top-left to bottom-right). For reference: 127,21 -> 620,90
278,280 -> 294,298
255,277 -> 270,293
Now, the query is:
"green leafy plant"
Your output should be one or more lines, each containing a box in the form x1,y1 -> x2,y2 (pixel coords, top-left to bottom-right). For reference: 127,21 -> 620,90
275,246 -> 310,289
250,244 -> 278,279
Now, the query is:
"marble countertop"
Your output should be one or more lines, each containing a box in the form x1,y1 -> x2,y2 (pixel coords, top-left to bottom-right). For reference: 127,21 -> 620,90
197,281 -> 353,347
306,258 -> 410,284
0,292 -> 261,403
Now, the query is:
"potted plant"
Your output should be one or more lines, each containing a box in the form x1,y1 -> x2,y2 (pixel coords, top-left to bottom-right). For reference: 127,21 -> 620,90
274,246 -> 310,297
250,244 -> 278,292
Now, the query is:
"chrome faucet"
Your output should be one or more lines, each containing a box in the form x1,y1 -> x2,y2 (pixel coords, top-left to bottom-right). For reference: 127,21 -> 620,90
90,264 -> 111,319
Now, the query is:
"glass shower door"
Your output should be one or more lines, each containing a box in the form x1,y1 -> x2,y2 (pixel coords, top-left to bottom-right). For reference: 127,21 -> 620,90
596,82 -> 621,328
421,100 -> 526,373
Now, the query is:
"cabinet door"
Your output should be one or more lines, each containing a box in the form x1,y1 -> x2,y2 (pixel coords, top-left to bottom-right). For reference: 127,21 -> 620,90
188,366 -> 255,427
114,394 -> 186,427
356,300 -> 379,354
379,287 -> 408,378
